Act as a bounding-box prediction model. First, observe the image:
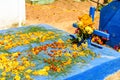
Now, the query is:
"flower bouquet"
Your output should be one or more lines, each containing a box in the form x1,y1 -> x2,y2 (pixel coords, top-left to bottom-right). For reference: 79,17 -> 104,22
72,14 -> 96,45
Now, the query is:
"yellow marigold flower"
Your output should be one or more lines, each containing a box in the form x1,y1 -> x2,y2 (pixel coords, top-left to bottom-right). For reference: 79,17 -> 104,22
16,41 -> 22,46
0,56 -> 8,62
56,67 -> 61,72
81,14 -> 90,20
63,59 -> 72,66
78,52 -> 85,56
12,43 -> 17,47
38,69 -> 46,72
0,63 -> 4,69
12,52 -> 20,58
118,49 -> 120,52
7,61 -> 12,67
67,39 -> 71,42
32,71 -> 38,75
11,35 -> 15,38
0,41 -> 4,45
4,44 -> 12,50
1,72 -> 6,77
4,67 -> 11,72
28,32 -> 32,36
25,69 -> 32,74
4,39 -> 9,43
39,71 -> 48,76
72,52 -> 78,58
23,61 -> 30,67
0,77 -> 5,80
12,69 -> 19,75
44,34 -> 49,37
47,31 -> 54,35
24,40 -> 30,44
21,57 -> 28,61
88,30 -> 93,34
81,42 -> 88,48
57,39 -> 64,43
3,53 -> 9,56
72,44 -> 78,50
85,26 -> 93,34
32,68 -> 49,76
25,74 -> 31,79
56,52 -> 62,57
67,59 -> 72,64
77,21 -> 83,28
49,36 -> 54,39
14,74 -> 21,80
30,63 -> 36,67
83,19 -> 93,26
17,66 -> 25,71
64,53 -> 72,57
31,37 -> 37,41
4,35 -> 10,40
91,37 -> 95,42
44,66 -> 50,71
41,36 -> 46,42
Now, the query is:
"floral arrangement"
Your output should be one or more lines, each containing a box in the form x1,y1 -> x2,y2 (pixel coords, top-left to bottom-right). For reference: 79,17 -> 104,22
91,29 -> 120,52
114,45 -> 120,52
72,14 -> 96,44
0,26 -> 99,80
91,34 -> 108,45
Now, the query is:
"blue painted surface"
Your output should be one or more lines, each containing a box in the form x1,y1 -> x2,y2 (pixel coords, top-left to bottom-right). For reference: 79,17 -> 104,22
99,1 -> 120,47
65,57 -> 120,80
0,24 -> 120,80
72,23 -> 78,28
89,6 -> 96,21
64,45 -> 120,80
93,30 -> 110,39
91,42 -> 103,49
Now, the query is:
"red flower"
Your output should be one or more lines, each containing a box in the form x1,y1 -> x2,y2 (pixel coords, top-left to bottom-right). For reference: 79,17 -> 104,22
114,45 -> 119,50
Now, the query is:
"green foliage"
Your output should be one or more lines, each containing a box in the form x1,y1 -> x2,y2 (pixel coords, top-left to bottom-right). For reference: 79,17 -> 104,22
97,5 -> 104,11
26,0 -> 56,4
25,0 -> 31,3
37,0 -> 55,4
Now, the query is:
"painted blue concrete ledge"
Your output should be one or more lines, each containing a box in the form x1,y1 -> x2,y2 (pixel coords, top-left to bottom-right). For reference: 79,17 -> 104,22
65,57 -> 120,80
